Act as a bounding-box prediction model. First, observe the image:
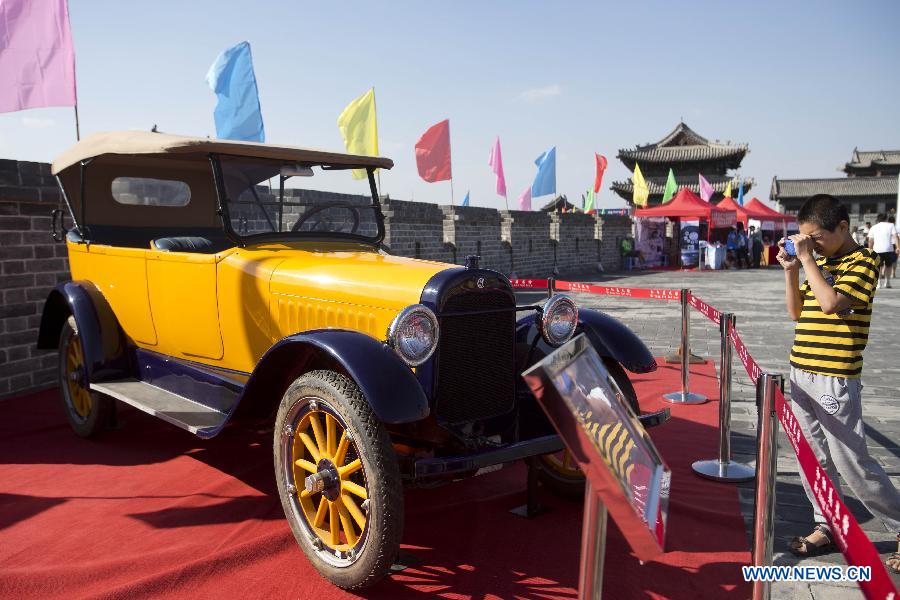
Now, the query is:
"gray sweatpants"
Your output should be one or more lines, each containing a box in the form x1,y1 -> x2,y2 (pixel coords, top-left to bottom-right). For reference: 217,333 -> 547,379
790,367 -> 900,534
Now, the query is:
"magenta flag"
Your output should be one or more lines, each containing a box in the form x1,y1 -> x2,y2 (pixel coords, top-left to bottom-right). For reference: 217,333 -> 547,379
0,0 -> 77,114
518,185 -> 532,211
593,153 -> 608,193
698,174 -> 714,202
415,119 -> 452,182
488,136 -> 507,198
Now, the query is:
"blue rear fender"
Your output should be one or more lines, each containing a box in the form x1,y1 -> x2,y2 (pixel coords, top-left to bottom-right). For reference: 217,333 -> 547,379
36,281 -> 131,382
516,307 -> 657,374
240,329 -> 430,425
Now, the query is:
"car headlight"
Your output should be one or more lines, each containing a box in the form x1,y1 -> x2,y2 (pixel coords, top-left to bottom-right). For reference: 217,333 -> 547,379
387,304 -> 439,367
539,295 -> 578,347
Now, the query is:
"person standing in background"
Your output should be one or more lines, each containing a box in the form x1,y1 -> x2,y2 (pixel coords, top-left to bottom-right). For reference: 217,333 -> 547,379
867,213 -> 899,289
749,225 -> 763,268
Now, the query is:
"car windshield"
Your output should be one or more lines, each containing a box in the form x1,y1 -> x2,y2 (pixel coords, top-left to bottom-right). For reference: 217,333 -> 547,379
216,156 -> 383,244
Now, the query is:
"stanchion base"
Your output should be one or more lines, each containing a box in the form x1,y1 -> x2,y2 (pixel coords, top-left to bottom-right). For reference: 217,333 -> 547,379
662,391 -> 708,404
692,459 -> 755,482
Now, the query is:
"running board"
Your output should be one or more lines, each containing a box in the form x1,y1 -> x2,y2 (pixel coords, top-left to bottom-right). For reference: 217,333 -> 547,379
91,378 -> 227,437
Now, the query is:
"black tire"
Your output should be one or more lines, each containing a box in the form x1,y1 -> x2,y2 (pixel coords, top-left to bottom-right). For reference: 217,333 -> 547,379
536,358 -> 638,499
273,370 -> 402,591
58,316 -> 114,438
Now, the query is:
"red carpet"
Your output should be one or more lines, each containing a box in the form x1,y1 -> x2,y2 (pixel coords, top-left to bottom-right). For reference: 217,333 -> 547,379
0,360 -> 751,599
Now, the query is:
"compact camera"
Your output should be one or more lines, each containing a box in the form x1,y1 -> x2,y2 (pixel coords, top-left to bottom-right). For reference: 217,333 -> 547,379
784,239 -> 796,256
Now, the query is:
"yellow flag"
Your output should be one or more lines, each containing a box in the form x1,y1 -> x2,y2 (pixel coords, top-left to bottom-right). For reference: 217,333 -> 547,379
632,163 -> 649,207
724,180 -> 733,198
337,88 -> 379,180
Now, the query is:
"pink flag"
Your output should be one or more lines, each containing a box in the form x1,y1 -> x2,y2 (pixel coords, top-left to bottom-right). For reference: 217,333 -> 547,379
698,174 -> 714,202
488,136 -> 507,197
0,0 -> 77,114
415,119 -> 452,182
518,186 -> 532,211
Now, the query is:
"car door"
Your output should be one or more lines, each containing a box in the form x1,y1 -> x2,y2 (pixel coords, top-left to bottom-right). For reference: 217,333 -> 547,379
146,249 -> 224,361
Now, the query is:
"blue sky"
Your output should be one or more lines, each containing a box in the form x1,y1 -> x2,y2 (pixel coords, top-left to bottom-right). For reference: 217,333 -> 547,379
2,0 -> 899,209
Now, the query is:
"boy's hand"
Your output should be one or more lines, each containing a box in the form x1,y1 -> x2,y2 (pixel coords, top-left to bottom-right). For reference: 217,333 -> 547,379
790,233 -> 815,260
777,238 -> 800,271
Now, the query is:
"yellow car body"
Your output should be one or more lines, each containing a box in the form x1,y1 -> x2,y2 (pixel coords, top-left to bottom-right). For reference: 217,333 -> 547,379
66,239 -> 451,372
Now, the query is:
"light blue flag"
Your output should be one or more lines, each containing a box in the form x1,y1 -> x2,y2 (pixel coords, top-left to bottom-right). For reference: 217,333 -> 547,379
206,41 -> 265,142
737,180 -> 745,205
462,191 -> 470,206
531,147 -> 556,197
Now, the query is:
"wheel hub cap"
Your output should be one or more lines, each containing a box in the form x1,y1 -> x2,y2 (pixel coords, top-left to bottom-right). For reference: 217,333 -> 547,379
305,459 -> 341,501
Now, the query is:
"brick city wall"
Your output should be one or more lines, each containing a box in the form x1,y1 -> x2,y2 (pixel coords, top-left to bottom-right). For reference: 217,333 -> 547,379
0,160 -> 70,398
0,159 -> 636,398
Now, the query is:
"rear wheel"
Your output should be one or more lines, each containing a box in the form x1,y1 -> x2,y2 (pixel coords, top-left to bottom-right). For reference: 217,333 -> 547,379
274,370 -> 402,590
58,316 -> 113,438
536,358 -> 638,499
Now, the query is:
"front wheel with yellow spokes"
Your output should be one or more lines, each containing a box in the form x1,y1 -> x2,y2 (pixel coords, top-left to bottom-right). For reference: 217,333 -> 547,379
275,371 -> 403,591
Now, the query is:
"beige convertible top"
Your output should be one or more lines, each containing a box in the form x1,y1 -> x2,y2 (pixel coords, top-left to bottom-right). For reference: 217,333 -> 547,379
51,130 -> 394,175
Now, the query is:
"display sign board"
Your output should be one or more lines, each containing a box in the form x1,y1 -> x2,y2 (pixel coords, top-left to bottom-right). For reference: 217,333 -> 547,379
522,334 -> 670,560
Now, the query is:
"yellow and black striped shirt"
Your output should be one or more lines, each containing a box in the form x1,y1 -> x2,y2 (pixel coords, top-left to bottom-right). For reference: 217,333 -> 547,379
790,246 -> 880,378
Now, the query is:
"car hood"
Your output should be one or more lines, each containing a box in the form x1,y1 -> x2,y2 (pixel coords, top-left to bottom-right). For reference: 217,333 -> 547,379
269,249 -> 454,312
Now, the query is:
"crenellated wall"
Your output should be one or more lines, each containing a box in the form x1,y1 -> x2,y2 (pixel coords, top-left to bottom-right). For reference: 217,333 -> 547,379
0,158 -> 636,397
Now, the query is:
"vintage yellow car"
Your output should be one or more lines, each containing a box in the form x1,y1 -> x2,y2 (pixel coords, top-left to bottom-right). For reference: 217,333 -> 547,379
38,131 -> 663,590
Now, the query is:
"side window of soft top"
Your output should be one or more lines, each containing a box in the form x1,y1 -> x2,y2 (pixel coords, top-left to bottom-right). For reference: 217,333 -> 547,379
111,177 -> 191,207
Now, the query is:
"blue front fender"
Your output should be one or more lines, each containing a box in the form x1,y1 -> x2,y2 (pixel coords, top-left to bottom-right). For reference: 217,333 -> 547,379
517,308 -> 657,374
242,329 -> 430,425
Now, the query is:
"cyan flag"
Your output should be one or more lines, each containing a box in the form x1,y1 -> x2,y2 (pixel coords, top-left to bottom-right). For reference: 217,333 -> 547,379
462,191 -> 470,206
531,147 -> 556,197
737,180 -> 745,206
206,41 -> 265,142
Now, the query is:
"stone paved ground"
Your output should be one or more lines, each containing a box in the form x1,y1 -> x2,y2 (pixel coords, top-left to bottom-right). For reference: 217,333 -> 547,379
516,264 -> 900,599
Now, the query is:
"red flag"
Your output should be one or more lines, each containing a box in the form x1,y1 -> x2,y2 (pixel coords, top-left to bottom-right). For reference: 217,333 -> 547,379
415,119 -> 452,182
593,154 -> 608,193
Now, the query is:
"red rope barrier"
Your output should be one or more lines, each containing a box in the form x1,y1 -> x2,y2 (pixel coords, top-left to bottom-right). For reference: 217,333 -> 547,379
729,326 -> 763,385
508,278 -> 681,302
775,387 -> 899,599
509,278 -> 550,290
554,281 -> 682,301
686,292 -> 722,326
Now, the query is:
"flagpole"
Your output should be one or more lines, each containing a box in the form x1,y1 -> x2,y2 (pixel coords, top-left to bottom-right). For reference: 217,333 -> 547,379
74,105 -> 80,141
448,120 -> 455,206
372,86 -> 382,196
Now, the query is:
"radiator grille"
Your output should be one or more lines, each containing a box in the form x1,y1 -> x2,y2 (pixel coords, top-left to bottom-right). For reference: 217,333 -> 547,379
433,288 -> 516,424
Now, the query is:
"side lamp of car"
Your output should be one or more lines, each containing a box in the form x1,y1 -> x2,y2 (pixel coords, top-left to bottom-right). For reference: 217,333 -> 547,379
386,304 -> 440,367
539,295 -> 579,347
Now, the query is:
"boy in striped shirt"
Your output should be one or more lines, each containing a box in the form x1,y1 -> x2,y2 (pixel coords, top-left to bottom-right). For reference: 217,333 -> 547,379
777,194 -> 900,571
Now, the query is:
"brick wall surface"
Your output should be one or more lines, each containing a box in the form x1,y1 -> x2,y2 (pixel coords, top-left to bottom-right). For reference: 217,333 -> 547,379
0,159 -> 637,398
441,205 -> 506,271
381,197 -> 451,263
500,210 -> 553,278
551,212 -> 599,274
0,159 -> 71,399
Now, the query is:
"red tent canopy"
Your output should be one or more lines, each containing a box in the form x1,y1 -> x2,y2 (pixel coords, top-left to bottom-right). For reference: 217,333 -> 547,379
716,196 -> 751,226
635,188 -> 736,227
744,197 -> 795,223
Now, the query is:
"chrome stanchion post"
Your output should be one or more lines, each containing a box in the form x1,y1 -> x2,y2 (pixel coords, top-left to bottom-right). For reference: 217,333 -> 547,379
752,373 -> 783,600
578,482 -> 607,600
663,288 -> 707,404
692,313 -> 755,481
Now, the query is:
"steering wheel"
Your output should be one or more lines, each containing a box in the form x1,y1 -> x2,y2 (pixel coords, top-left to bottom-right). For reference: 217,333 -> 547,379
290,203 -> 361,234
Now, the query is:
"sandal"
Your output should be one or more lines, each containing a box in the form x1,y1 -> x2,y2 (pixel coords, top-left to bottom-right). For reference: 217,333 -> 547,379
788,525 -> 836,557
886,533 -> 900,574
